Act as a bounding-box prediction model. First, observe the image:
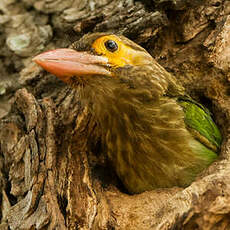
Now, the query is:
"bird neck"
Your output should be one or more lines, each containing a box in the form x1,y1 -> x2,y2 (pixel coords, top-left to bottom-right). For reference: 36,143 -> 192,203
79,63 -> 185,120
80,67 -> 157,119
78,64 -> 185,134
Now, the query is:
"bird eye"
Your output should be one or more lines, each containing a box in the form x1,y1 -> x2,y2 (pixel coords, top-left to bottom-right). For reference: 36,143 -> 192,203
104,40 -> 118,52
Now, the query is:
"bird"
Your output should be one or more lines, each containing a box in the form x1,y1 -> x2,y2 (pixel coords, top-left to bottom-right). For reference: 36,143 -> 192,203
33,33 -> 222,194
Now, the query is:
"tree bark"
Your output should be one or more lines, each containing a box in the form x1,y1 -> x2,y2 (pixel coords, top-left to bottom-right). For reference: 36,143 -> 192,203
1,0 -> 230,229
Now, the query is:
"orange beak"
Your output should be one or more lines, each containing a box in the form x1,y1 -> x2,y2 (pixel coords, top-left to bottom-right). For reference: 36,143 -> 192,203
33,48 -> 111,83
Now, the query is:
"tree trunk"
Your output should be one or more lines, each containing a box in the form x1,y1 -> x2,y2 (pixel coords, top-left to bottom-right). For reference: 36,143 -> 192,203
1,0 -> 230,229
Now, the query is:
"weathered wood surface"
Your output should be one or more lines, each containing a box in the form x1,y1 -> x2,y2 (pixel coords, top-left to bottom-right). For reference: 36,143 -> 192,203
1,0 -> 230,229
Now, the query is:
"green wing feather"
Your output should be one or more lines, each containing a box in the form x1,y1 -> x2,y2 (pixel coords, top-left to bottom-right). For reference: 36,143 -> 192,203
177,97 -> 222,152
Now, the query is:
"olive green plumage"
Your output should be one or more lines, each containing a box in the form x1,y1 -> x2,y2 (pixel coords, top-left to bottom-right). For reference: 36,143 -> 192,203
70,33 -> 222,194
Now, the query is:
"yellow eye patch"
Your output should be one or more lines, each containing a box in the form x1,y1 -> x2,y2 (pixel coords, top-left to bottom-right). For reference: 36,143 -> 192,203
92,35 -> 140,68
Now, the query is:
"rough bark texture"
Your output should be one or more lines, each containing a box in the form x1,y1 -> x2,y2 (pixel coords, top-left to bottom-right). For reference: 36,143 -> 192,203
1,0 -> 230,229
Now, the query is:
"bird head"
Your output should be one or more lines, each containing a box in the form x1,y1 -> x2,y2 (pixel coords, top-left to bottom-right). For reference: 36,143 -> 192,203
33,33 -> 154,85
